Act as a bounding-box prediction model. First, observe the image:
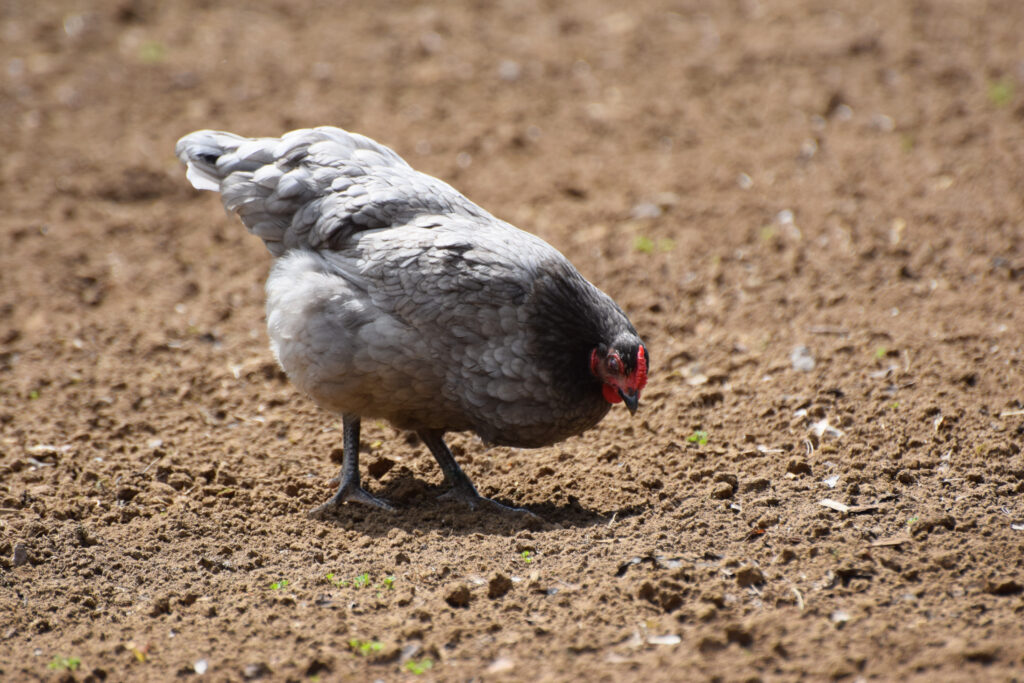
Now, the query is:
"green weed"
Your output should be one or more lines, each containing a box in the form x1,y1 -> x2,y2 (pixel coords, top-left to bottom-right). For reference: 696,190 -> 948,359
139,40 -> 166,64
48,656 -> 81,672
404,658 -> 434,674
988,78 -> 1014,107
687,430 -> 709,446
349,639 -> 384,657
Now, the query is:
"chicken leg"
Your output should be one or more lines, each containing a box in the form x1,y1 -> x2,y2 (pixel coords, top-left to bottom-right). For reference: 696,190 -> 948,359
418,429 -> 536,517
311,414 -> 394,516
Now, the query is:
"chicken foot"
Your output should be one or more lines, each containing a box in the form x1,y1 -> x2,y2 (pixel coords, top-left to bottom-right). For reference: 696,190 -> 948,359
310,413 -> 395,516
419,429 -> 538,519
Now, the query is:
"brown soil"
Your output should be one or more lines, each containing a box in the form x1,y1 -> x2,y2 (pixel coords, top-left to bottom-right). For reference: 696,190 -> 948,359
2,1 -> 1024,681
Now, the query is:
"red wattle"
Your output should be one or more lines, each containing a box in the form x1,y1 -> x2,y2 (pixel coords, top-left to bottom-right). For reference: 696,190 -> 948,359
602,384 -> 621,404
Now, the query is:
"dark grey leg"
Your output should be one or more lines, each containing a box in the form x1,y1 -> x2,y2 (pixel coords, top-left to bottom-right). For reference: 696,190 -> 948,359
310,414 -> 394,516
418,429 -> 537,518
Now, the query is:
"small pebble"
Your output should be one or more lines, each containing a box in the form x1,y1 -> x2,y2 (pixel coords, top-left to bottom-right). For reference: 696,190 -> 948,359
790,345 -> 816,372
12,543 -> 28,568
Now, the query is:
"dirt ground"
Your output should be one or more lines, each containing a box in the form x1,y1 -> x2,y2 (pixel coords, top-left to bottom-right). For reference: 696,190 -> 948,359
2,0 -> 1024,680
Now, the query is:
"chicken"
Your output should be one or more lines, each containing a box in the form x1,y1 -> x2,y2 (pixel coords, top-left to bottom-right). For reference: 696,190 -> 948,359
175,126 -> 649,515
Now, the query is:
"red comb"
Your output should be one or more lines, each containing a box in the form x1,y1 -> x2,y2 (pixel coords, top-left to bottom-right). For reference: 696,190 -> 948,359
633,345 -> 648,391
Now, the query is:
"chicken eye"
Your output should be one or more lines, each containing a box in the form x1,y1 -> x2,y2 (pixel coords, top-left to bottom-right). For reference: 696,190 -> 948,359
607,355 -> 622,374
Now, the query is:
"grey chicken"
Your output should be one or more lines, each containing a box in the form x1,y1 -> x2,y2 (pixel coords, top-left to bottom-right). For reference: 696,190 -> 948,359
176,127 -> 648,515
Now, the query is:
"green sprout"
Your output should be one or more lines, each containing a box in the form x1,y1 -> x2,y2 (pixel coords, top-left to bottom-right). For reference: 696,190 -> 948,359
327,572 -> 394,592
907,516 -> 919,527
633,235 -> 655,254
349,639 -> 384,657
633,236 -> 675,254
873,346 -> 888,360
269,579 -> 289,590
520,550 -> 533,564
988,78 -> 1014,107
28,390 -> 40,400
139,40 -> 166,64
48,656 -> 81,671
687,430 -> 709,446
404,658 -> 434,674
889,401 -> 900,410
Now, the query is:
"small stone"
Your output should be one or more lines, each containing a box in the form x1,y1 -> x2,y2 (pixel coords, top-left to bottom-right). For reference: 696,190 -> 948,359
398,642 -> 422,664
243,662 -> 270,679
790,345 -> 816,372
445,583 -> 472,608
630,201 -> 662,219
497,60 -> 521,82
486,657 -> 516,674
12,543 -> 28,568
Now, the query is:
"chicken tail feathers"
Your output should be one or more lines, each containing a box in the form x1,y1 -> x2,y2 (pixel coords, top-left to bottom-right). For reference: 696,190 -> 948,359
176,130 -> 269,191
176,127 -> 488,257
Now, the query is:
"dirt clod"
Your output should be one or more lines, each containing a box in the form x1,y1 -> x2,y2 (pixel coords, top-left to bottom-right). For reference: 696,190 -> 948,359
787,459 -> 812,475
367,457 -> 396,480
445,584 -> 472,608
711,482 -> 735,500
985,579 -> 1023,596
736,566 -> 765,588
725,623 -> 754,648
488,573 -> 513,599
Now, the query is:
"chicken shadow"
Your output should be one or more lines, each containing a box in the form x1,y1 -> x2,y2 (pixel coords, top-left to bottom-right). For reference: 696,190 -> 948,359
309,473 -> 650,536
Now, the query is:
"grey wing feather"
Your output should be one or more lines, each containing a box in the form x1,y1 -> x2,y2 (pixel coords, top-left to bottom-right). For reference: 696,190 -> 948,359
175,126 -> 490,255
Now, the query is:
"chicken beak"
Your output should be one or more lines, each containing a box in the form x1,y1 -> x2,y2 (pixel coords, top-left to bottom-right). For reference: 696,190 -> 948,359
618,389 -> 640,416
